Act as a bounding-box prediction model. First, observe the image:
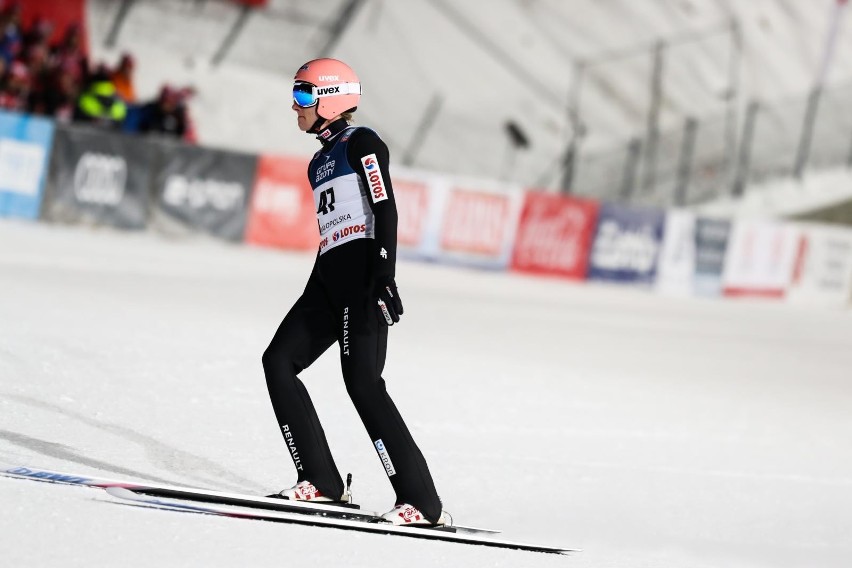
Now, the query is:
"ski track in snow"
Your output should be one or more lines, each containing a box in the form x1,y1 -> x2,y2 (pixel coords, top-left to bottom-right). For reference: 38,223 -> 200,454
1,219 -> 851,568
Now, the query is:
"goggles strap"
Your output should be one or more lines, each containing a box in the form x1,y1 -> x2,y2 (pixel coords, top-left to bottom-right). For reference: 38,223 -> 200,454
313,82 -> 361,97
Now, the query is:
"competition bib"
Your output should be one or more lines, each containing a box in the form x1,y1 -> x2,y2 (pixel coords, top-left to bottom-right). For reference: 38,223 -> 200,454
308,127 -> 375,254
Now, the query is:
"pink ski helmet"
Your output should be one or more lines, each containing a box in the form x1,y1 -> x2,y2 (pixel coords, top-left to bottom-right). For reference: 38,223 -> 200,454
293,58 -> 361,120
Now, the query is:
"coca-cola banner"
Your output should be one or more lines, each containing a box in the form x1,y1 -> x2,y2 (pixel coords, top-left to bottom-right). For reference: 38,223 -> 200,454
510,191 -> 599,279
153,143 -> 257,242
587,202 -> 666,285
44,124 -> 155,229
244,155 -> 317,250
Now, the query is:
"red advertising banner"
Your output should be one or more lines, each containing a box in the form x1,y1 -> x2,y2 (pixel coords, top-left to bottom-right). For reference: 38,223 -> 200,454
440,189 -> 513,256
393,177 -> 430,249
243,155 -> 317,251
722,221 -> 800,298
510,191 -> 599,279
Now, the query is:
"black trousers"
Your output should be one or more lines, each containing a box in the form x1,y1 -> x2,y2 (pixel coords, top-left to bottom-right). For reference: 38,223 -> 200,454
262,240 -> 442,522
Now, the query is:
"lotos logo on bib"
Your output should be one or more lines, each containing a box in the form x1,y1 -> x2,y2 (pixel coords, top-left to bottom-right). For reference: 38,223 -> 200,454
361,154 -> 388,203
333,223 -> 366,242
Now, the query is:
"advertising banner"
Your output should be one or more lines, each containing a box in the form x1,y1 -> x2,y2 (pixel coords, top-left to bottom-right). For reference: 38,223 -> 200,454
0,111 -> 55,220
655,210 -> 696,296
390,166 -> 451,261
394,175 -> 433,252
694,217 -> 731,297
44,125 -> 154,229
154,144 -> 257,242
244,155 -> 317,250
587,202 -> 666,285
510,191 -> 599,279
433,178 -> 524,270
786,224 -> 852,307
722,221 -> 801,298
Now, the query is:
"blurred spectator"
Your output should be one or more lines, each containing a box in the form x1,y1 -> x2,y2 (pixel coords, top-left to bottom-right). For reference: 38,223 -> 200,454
73,67 -> 127,128
21,16 -> 52,53
1,13 -> 199,142
0,2 -> 21,66
51,23 -> 87,83
110,52 -> 136,103
137,85 -> 191,139
178,87 -> 198,144
22,42 -> 51,113
0,59 -> 29,111
41,63 -> 79,122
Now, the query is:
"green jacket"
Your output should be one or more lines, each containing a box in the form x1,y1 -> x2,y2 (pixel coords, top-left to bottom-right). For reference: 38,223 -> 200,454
77,81 -> 128,123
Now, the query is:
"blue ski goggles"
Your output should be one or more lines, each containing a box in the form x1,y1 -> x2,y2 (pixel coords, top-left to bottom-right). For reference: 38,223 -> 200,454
293,80 -> 361,108
293,81 -> 318,108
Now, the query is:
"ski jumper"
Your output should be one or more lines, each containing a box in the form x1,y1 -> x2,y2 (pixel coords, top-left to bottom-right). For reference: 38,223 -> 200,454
262,119 -> 442,523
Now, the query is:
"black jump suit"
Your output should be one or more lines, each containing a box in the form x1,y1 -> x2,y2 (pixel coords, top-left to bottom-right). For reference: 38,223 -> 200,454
262,119 -> 442,523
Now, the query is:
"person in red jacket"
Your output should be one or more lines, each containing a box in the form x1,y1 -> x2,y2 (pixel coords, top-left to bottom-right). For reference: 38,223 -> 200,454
0,60 -> 29,111
262,58 -> 444,527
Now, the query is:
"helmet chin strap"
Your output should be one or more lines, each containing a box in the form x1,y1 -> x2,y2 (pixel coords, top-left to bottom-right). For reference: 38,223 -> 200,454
307,114 -> 327,134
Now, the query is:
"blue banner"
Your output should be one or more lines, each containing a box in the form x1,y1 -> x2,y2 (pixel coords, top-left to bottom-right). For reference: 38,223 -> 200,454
588,202 -> 665,284
0,110 -> 55,219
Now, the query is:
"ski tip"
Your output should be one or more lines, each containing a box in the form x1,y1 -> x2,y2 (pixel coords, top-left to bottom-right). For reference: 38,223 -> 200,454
557,546 -> 582,554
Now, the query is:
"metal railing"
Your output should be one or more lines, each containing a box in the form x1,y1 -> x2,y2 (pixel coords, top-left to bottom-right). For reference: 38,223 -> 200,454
567,81 -> 852,208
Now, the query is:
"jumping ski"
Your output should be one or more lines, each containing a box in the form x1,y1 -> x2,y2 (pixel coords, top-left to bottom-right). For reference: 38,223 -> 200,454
1,464 -> 575,554
104,486 -> 574,554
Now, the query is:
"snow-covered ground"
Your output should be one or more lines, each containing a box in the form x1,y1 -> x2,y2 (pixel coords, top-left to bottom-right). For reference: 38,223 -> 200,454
1,218 -> 851,567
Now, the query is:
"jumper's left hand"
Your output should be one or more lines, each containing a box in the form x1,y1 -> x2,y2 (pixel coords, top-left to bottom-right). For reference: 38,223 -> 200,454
376,278 -> 403,326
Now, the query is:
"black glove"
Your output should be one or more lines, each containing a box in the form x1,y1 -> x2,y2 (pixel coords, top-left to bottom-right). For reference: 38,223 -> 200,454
375,278 -> 403,326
